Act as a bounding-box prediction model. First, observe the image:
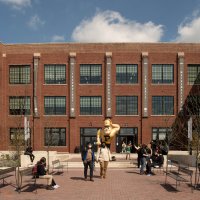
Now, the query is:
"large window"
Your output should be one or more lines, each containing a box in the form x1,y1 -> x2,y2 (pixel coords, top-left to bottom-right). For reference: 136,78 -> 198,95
152,96 -> 174,115
10,128 -> 26,145
44,96 -> 66,115
116,96 -> 138,115
44,128 -> 66,146
80,96 -> 102,115
9,96 -> 31,115
9,65 -> 31,84
152,64 -> 174,84
116,64 -> 138,84
152,127 -> 171,141
188,64 -> 200,85
44,64 -> 66,84
80,64 -> 102,84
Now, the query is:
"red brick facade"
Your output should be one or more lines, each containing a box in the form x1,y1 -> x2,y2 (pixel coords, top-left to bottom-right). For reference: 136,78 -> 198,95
0,42 -> 200,152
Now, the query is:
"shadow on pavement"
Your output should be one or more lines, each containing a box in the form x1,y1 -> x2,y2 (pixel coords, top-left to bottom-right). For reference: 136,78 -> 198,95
160,183 -> 178,192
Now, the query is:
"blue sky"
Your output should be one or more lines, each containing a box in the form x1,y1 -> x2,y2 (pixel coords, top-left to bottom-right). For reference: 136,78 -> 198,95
0,0 -> 200,43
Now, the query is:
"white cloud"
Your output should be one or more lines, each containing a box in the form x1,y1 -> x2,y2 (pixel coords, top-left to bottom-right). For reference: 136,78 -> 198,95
0,0 -> 31,9
175,16 -> 200,42
51,35 -> 65,42
28,14 -> 45,30
71,10 -> 164,42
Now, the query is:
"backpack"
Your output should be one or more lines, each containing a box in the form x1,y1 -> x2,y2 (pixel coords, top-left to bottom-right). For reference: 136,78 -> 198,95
32,164 -> 39,178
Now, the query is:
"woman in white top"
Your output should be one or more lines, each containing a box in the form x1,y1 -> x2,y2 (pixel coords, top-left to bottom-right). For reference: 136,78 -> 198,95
96,142 -> 111,179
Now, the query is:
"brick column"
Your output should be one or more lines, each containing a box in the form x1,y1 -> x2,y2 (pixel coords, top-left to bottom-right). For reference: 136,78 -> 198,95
142,52 -> 149,117
33,53 -> 40,117
178,52 -> 184,111
105,52 -> 112,118
69,52 -> 76,118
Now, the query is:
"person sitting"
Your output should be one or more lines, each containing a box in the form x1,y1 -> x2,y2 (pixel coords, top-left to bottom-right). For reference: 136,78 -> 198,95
151,149 -> 164,168
24,145 -> 35,163
37,157 -> 60,190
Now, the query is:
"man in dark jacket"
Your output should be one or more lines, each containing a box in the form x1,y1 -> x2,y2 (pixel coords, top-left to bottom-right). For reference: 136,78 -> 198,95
81,142 -> 95,181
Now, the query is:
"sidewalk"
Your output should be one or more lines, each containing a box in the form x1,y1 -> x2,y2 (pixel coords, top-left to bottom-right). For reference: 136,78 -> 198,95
0,167 -> 199,200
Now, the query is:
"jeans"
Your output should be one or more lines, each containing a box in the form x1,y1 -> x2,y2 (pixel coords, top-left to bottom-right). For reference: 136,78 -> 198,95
84,161 -> 93,179
140,157 -> 146,174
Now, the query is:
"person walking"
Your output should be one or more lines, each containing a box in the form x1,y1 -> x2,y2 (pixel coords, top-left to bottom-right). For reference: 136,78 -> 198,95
96,142 -> 111,179
81,142 -> 95,181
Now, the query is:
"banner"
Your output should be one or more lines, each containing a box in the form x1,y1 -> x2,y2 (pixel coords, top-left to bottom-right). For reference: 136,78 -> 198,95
188,117 -> 192,141
24,117 -> 30,141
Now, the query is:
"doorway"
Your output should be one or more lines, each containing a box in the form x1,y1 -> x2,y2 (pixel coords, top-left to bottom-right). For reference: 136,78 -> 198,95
80,128 -> 99,152
116,128 -> 138,153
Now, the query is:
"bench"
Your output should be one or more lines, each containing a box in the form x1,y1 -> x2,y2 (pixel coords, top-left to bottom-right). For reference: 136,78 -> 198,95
15,166 -> 34,193
52,160 -> 64,174
16,166 -> 50,193
0,167 -> 15,186
165,160 -> 193,192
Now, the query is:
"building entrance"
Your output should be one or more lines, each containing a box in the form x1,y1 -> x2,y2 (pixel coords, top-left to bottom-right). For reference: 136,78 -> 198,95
116,128 -> 138,153
80,128 -> 99,152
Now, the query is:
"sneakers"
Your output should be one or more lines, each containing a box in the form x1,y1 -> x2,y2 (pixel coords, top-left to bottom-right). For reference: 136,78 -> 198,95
90,178 -> 94,182
53,184 -> 60,189
46,186 -> 54,190
147,174 -> 152,176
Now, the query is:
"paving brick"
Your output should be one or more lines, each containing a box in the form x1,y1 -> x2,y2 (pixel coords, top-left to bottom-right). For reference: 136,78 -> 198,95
0,167 -> 199,200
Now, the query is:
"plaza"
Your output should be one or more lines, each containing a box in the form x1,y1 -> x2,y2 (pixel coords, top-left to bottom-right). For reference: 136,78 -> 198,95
0,157 -> 199,200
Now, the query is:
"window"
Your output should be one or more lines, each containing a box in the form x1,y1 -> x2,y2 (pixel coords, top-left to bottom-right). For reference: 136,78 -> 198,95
44,64 -> 66,84
80,64 -> 102,84
116,64 -> 138,84
10,128 -> 26,145
9,96 -> 31,115
152,127 -> 171,141
152,96 -> 174,115
152,64 -> 174,84
44,96 -> 66,115
116,96 -> 138,115
188,64 -> 200,85
9,65 -> 31,84
44,128 -> 66,146
80,96 -> 102,115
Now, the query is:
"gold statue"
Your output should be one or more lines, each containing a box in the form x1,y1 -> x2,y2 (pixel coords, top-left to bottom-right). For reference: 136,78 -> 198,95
96,119 -> 120,148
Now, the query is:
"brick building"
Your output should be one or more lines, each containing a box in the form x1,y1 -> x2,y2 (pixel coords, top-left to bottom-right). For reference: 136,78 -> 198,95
0,42 -> 200,153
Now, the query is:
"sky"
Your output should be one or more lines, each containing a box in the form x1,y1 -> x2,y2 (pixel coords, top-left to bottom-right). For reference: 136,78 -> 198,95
1,0 -> 200,44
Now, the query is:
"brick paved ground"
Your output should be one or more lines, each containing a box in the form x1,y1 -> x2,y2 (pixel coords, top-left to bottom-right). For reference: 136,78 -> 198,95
0,167 -> 199,200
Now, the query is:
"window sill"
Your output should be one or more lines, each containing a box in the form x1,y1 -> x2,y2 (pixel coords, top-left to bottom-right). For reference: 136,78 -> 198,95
43,84 -> 67,86
151,115 -> 175,117
151,83 -> 174,85
79,84 -> 103,86
115,115 -> 139,116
